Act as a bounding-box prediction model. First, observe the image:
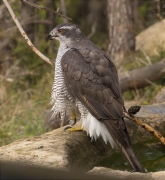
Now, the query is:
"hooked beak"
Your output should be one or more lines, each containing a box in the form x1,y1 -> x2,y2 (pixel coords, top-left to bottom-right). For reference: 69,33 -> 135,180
48,30 -> 58,40
47,34 -> 54,40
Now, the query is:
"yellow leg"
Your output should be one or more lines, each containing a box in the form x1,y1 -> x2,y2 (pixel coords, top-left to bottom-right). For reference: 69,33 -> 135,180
71,110 -> 76,120
68,127 -> 83,132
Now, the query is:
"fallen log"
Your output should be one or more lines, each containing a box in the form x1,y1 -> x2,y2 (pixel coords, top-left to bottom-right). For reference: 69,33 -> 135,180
119,59 -> 165,92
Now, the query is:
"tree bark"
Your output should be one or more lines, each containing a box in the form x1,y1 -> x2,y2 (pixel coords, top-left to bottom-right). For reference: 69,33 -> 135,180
60,0 -> 68,23
107,0 -> 135,67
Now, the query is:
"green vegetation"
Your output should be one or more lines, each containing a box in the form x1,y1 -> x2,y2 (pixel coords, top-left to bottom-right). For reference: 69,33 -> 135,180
122,48 -> 165,71
0,29 -> 54,146
0,70 -> 54,146
122,48 -> 165,104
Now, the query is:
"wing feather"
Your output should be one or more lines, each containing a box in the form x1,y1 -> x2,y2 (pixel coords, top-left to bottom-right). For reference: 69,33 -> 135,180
61,47 -> 144,172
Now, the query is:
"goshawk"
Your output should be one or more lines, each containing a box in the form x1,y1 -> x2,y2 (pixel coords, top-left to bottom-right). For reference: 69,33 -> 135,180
48,23 -> 144,172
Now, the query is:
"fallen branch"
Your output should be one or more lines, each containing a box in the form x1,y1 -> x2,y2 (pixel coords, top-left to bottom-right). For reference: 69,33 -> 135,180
119,59 -> 165,92
124,106 -> 165,146
3,0 -> 54,67
22,0 -> 72,21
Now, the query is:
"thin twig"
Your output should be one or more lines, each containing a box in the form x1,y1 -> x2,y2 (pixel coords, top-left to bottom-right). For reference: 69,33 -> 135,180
3,0 -> 54,67
124,113 -> 165,146
22,0 -> 72,21
145,79 -> 159,88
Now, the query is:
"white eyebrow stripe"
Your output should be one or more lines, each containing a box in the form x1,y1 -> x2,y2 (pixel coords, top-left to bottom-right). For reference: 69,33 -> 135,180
61,26 -> 75,30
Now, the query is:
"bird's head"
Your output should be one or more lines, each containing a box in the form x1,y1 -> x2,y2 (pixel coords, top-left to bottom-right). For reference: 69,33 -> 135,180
48,23 -> 83,43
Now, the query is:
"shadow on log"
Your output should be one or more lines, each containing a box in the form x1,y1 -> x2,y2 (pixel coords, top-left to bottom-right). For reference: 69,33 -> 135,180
0,103 -> 165,178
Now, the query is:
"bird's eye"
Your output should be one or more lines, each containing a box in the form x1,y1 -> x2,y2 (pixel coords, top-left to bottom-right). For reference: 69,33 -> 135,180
58,29 -> 63,34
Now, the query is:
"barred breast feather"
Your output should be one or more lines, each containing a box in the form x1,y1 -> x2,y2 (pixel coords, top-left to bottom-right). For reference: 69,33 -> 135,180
51,43 -> 74,120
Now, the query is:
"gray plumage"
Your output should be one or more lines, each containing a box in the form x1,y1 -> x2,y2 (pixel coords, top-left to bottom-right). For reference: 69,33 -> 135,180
48,23 -> 144,172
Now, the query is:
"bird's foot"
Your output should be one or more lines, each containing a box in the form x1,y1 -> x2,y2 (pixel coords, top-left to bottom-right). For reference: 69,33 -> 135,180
63,110 -> 81,132
63,125 -> 83,132
63,118 -> 77,132
67,127 -> 83,132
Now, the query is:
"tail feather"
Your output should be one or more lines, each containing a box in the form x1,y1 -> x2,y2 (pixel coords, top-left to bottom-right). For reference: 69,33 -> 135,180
103,119 -> 145,173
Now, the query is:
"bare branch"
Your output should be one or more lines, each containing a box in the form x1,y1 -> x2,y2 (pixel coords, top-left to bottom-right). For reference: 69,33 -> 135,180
3,0 -> 54,67
22,0 -> 72,21
125,112 -> 165,146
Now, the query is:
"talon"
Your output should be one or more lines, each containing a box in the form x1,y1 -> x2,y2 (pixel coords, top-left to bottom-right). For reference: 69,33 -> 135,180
63,126 -> 83,132
69,118 -> 77,126
63,110 -> 79,132
63,125 -> 73,132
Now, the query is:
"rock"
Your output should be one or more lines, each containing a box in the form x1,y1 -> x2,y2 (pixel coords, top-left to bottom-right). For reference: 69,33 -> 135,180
88,167 -> 165,180
0,103 -> 165,178
0,122 -> 114,172
153,87 -> 165,103
136,19 -> 165,56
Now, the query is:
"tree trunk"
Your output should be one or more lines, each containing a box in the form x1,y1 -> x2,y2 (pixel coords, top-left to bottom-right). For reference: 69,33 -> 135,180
107,0 -> 135,67
60,0 -> 68,23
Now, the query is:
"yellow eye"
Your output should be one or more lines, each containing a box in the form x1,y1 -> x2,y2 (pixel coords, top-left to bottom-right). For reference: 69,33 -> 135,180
58,29 -> 63,34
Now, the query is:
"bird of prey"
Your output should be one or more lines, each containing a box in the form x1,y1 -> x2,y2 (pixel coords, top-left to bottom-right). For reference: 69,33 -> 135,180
48,23 -> 144,172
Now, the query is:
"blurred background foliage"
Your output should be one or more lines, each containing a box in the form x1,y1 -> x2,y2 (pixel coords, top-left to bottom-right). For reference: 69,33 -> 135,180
0,0 -> 165,146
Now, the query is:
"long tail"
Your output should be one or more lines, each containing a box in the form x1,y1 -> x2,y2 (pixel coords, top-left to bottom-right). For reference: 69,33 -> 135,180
103,119 -> 145,173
